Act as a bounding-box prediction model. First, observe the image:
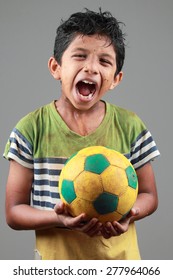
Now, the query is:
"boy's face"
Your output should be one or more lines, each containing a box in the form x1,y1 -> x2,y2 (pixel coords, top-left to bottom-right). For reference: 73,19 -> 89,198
49,34 -> 123,111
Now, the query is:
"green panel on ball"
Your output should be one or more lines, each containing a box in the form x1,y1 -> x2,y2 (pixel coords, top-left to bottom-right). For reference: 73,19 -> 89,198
93,192 -> 119,214
85,154 -> 110,174
61,180 -> 76,203
125,166 -> 138,189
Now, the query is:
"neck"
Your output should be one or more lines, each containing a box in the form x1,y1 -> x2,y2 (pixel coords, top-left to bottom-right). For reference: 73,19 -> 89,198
55,99 -> 105,136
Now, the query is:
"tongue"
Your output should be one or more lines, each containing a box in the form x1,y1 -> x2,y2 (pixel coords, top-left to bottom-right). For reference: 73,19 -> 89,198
77,81 -> 95,96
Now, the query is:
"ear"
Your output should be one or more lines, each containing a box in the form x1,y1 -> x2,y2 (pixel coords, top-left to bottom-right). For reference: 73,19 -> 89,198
48,57 -> 61,80
109,71 -> 123,90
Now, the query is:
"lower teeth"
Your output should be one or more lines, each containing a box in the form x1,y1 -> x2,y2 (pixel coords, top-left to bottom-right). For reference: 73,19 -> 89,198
79,93 -> 93,99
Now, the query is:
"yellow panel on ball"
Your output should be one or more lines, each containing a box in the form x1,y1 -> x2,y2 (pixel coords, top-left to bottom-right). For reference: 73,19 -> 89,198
117,187 -> 138,215
69,198 -> 99,219
101,165 -> 128,195
61,155 -> 85,181
74,171 -> 103,201
105,149 -> 130,169
98,211 -> 123,223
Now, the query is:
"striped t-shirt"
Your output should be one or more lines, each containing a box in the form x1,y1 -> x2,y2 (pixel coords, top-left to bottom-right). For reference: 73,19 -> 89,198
4,100 -> 160,211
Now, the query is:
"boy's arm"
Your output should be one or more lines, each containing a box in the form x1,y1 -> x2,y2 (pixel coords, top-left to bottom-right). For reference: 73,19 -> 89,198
131,161 -> 158,221
5,160 -> 91,231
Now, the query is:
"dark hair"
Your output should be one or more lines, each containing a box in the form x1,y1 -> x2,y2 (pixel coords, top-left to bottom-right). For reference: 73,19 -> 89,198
54,8 -> 126,75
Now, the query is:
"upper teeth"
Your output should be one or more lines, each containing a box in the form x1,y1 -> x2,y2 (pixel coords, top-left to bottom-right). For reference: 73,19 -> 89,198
82,80 -> 95,85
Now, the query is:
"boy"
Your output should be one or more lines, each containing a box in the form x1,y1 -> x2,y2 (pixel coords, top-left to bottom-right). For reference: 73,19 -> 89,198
4,9 -> 160,259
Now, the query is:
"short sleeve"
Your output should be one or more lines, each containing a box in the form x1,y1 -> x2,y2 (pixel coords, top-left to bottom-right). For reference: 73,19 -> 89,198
130,128 -> 160,169
3,127 -> 33,169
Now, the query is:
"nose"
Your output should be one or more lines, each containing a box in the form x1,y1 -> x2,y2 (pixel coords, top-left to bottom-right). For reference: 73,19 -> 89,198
84,57 -> 99,75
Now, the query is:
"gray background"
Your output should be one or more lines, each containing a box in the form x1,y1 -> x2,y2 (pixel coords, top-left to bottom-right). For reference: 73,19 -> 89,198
0,0 -> 172,260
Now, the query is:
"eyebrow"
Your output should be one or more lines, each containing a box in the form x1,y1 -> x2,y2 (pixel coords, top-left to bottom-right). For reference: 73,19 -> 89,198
71,47 -> 88,53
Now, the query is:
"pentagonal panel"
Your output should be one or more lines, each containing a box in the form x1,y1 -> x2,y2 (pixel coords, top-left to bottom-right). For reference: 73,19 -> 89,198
93,192 -> 119,214
85,154 -> 110,174
61,180 -> 76,203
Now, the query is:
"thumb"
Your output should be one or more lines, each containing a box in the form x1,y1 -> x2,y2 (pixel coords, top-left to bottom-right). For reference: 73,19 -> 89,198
122,207 -> 140,223
54,200 -> 65,214
130,207 -> 140,217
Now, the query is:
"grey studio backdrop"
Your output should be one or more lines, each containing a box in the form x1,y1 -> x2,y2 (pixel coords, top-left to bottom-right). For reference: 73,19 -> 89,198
0,0 -> 172,260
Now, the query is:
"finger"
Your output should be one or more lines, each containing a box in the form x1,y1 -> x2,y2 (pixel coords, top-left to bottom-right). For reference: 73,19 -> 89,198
105,222 -> 122,236
112,220 -> 129,234
100,222 -> 116,239
80,218 -> 98,231
77,218 -> 101,236
84,221 -> 102,237
70,213 -> 88,227
101,225 -> 113,239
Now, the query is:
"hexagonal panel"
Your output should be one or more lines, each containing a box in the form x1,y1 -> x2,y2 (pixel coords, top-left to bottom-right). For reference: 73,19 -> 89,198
61,154 -> 85,181
93,192 -> 119,214
69,197 -> 99,219
98,211 -> 123,223
101,165 -> 128,195
74,171 -> 103,201
64,152 -> 78,165
104,148 -> 130,169
84,154 -> 110,174
117,186 -> 138,214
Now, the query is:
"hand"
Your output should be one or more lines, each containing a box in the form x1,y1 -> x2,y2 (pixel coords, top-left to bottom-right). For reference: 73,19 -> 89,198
101,207 -> 140,239
54,201 -> 102,237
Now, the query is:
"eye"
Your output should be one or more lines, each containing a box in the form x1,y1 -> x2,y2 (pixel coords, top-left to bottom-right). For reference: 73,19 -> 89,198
72,54 -> 87,59
100,58 -> 112,66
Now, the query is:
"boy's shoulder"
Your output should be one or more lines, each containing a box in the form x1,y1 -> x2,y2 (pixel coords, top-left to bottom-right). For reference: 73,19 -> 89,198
13,102 -> 54,143
107,102 -> 146,136
108,102 -> 142,122
23,101 -> 53,118
16,102 -> 54,127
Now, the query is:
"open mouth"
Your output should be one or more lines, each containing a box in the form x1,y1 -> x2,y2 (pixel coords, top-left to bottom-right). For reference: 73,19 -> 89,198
76,80 -> 96,100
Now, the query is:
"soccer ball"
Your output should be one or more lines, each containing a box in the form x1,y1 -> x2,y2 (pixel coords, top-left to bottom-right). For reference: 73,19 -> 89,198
59,146 -> 138,223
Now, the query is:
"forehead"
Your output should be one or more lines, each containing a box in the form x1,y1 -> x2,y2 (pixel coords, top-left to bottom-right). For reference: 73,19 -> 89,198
67,34 -> 116,55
